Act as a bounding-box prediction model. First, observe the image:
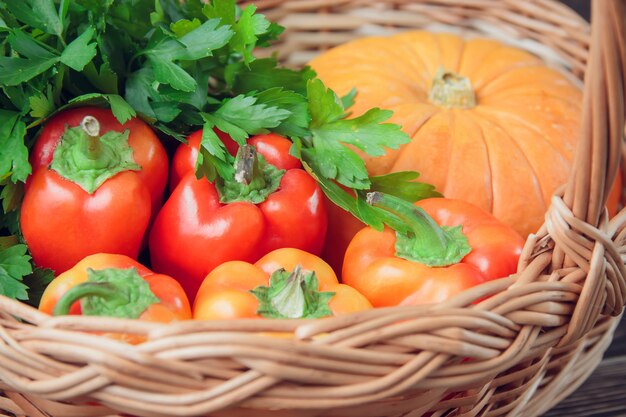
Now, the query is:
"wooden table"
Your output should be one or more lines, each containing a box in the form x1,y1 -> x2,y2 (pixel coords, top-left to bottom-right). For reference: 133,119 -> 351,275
543,316 -> 626,416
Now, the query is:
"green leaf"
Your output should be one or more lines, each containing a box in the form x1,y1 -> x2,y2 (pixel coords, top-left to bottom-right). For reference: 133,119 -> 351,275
214,94 -> 291,136
23,267 -> 54,307
125,67 -> 157,119
0,210 -> 21,240
203,112 -> 248,145
369,172 -> 442,202
157,62 -> 209,110
145,19 -> 233,62
176,18 -> 233,60
303,141 -> 370,189
305,79 -> 410,189
0,111 -> 30,183
58,0 -> 70,28
313,108 -> 409,157
150,0 -> 165,25
195,117 -> 235,181
0,244 -> 32,301
82,61 -> 119,94
1,181 -> 24,213
202,0 -> 236,26
7,29 -> 58,60
0,56 -> 59,86
28,85 -> 56,118
170,18 -> 201,37
231,5 -> 258,64
153,122 -> 186,142
301,159 -> 382,230
107,94 -> 137,124
253,88 -> 310,137
302,160 -> 359,216
151,101 -> 181,123
60,26 -> 97,71
67,93 -> 136,125
307,78 -> 344,127
341,88 -> 357,110
6,0 -> 62,35
148,54 -> 196,92
233,58 -> 315,95
252,13 -> 271,35
257,20 -> 284,46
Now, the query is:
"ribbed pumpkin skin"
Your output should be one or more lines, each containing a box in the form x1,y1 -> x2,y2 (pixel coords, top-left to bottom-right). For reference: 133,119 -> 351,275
310,31 -> 582,237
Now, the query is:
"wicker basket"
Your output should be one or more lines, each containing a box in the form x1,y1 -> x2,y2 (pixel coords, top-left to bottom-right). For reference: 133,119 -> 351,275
1,0 -> 625,416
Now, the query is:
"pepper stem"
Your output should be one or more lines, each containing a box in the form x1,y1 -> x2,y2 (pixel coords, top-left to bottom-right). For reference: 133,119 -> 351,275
250,266 -> 335,319
53,268 -> 160,319
53,282 -> 122,316
80,116 -> 103,161
428,67 -> 476,109
234,144 -> 265,187
367,192 -> 471,267
217,145 -> 284,204
271,265 -> 306,318
50,117 -> 140,194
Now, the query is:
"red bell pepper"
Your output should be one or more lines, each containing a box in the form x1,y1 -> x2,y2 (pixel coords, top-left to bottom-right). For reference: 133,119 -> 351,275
39,254 -> 191,343
21,113 -> 155,273
30,106 -> 168,215
149,130 -> 327,299
343,194 -> 524,307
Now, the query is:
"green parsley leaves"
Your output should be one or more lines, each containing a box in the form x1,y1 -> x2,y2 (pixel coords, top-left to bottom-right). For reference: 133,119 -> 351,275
0,0 -> 440,302
0,244 -> 32,301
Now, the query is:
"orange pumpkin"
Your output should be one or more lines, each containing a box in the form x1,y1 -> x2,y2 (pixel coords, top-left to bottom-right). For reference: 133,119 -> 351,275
310,31 -> 583,241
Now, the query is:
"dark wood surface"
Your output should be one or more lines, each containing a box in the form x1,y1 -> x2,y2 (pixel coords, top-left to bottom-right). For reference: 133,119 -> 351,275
542,316 -> 626,416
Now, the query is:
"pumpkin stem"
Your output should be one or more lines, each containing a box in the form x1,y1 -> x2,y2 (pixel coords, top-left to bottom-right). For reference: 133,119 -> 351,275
428,67 -> 476,109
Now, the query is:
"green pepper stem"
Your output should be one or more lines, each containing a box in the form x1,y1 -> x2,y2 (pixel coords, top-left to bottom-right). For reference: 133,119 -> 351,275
366,192 -> 472,267
250,265 -> 335,319
217,145 -> 284,204
271,265 -> 306,319
80,116 -> 102,161
234,144 -> 266,187
53,282 -> 122,316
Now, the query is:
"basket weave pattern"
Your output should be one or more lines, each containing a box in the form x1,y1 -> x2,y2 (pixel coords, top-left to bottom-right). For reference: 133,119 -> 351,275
1,1 -> 626,416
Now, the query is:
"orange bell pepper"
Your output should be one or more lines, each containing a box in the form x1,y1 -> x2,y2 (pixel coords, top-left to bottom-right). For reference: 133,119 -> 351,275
40,254 -> 192,329
193,248 -> 372,320
343,194 -> 524,307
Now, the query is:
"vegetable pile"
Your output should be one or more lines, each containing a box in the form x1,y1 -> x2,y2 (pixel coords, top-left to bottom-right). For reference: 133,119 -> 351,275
0,0 -> 526,326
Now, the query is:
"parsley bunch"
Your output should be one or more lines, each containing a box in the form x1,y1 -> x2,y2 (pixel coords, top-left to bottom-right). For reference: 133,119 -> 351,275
0,0 -> 438,302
